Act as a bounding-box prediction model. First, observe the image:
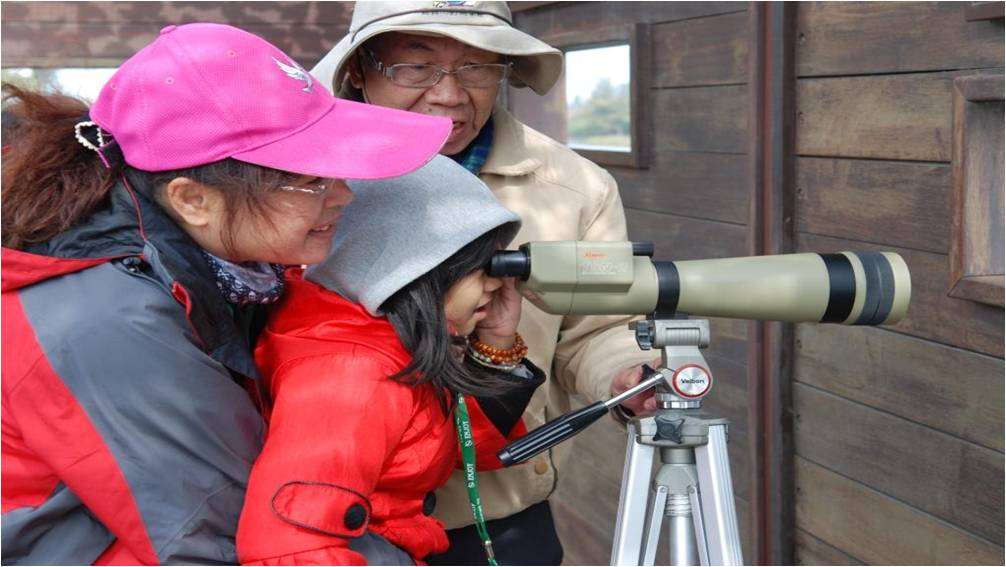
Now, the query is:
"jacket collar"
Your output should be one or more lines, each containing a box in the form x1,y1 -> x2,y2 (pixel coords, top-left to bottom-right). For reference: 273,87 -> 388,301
20,171 -> 261,380
480,106 -> 543,177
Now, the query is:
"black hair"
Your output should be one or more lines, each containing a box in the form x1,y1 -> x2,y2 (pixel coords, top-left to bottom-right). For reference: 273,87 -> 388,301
381,224 -> 517,411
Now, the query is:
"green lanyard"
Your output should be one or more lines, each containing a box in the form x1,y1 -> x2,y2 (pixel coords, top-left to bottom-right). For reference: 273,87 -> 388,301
453,393 -> 498,566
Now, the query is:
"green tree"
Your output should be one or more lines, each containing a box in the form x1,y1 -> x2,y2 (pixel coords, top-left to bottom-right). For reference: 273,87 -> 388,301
568,78 -> 630,148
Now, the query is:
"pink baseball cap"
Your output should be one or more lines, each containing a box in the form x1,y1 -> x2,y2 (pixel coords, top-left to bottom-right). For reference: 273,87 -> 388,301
89,23 -> 450,179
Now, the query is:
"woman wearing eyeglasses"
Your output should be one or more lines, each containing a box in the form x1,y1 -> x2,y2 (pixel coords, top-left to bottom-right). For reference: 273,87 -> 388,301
1,23 -> 448,565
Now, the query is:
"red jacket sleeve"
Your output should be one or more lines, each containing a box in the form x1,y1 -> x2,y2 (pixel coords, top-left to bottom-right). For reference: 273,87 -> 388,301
237,352 -> 413,566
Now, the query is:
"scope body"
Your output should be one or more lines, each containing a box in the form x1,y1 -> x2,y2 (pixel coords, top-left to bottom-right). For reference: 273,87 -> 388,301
488,241 -> 910,325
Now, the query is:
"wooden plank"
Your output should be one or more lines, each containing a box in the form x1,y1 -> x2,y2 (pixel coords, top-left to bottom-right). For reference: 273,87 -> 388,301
795,457 -> 1005,565
614,151 -> 749,224
794,383 -> 1004,544
795,324 -> 1005,452
795,157 -> 951,254
513,1 -> 747,40
0,1 -> 353,24
796,2 -> 1004,76
966,2 -> 1006,21
654,85 -> 748,154
796,72 -> 961,161
795,529 -> 865,566
797,234 -> 1004,357
0,20 -> 347,68
652,11 -> 749,88
625,209 -> 748,261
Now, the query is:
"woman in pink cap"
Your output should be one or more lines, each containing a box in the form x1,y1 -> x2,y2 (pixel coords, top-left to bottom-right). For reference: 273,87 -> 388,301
0,23 -> 450,565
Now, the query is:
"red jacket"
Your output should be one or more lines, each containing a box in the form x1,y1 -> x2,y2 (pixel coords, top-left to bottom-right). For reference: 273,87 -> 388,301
237,274 -> 528,565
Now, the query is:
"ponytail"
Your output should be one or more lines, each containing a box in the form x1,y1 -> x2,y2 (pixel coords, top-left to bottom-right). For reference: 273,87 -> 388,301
1,84 -> 122,249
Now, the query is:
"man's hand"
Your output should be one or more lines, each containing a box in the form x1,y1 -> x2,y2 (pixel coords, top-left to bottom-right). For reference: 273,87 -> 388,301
609,357 -> 663,416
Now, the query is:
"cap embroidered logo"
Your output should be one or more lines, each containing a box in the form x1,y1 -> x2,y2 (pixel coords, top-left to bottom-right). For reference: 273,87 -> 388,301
272,56 -> 314,93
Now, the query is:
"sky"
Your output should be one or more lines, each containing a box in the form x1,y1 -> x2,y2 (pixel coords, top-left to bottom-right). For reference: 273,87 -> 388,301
563,44 -> 631,105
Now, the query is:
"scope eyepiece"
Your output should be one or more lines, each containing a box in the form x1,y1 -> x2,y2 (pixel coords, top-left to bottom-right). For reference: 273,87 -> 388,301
488,250 -> 531,280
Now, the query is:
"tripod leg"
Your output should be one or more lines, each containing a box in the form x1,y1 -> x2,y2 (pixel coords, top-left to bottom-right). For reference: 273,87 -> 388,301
694,424 -> 743,565
611,422 -> 656,566
641,485 -> 667,565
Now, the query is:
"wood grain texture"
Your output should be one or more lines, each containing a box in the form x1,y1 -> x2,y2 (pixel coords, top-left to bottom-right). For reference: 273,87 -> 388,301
796,72 -> 960,161
625,209 -> 748,261
0,1 -> 351,23
796,2 -> 1005,77
797,233 -> 1005,357
794,383 -> 1004,544
513,1 -> 747,40
949,75 -> 1006,306
0,2 -> 351,67
795,157 -> 951,253
795,324 -> 1005,452
1,20 -> 349,68
655,85 -> 748,154
614,151 -> 749,225
795,457 -> 1005,565
652,11 -> 748,88
794,529 -> 865,566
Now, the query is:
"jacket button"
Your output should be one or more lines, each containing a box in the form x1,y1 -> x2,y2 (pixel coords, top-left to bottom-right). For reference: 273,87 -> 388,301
344,503 -> 367,530
534,459 -> 549,475
423,492 -> 437,516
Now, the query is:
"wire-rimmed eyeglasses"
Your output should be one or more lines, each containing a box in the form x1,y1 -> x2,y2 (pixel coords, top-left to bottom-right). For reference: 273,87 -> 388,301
278,182 -> 328,195
362,49 -> 511,89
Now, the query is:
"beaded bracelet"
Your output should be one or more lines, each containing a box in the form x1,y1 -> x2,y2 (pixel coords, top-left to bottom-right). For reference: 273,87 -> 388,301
465,348 -> 520,372
468,332 -> 528,366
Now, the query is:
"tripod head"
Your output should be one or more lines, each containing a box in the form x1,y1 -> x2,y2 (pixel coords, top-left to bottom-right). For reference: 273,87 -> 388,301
497,312 -> 715,467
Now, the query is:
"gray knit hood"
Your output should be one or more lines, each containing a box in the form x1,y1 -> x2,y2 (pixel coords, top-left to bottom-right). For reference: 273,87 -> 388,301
305,155 -> 521,315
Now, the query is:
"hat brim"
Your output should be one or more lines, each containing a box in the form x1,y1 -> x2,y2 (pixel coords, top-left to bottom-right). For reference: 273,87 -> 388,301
232,98 -> 450,180
312,23 -> 563,97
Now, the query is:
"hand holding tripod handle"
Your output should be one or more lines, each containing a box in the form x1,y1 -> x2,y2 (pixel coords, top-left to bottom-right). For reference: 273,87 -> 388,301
497,366 -> 666,467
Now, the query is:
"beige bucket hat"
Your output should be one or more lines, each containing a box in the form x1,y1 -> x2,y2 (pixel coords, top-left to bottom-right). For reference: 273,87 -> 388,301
311,1 -> 563,96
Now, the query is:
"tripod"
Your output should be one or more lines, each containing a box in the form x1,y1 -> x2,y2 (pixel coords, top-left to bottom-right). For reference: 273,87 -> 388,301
610,318 -> 742,566
496,315 -> 743,566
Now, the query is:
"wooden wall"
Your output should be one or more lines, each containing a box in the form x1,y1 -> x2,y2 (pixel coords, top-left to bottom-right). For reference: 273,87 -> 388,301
0,1 -> 352,68
790,3 -> 1004,564
511,3 -> 759,564
512,2 -> 1004,565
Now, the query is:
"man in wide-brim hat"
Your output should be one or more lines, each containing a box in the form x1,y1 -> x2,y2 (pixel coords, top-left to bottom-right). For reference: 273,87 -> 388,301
312,2 -> 658,564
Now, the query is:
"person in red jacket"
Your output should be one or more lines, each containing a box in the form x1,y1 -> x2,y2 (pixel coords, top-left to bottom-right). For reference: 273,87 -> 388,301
1,23 -> 449,565
237,155 -> 544,565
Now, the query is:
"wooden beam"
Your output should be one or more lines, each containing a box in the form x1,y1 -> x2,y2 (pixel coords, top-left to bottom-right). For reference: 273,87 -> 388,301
746,2 -> 797,564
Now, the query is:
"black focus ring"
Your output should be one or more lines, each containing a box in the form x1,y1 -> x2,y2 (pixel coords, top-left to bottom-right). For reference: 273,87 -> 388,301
653,262 -> 680,315
819,254 -> 857,323
853,252 -> 896,325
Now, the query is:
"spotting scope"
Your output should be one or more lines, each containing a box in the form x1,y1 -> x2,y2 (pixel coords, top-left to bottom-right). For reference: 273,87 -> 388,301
487,241 -> 910,325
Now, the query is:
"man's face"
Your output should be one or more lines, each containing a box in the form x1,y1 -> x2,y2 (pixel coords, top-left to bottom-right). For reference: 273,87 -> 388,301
350,33 -> 502,156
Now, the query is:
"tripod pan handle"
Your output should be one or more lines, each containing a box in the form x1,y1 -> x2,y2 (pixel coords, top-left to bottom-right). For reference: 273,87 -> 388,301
497,401 -> 609,466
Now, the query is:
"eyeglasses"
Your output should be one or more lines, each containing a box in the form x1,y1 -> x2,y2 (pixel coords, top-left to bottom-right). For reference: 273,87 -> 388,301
278,182 -> 328,195
362,49 -> 511,89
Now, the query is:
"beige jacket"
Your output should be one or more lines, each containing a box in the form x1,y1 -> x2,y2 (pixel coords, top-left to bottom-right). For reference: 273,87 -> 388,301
434,107 -> 655,528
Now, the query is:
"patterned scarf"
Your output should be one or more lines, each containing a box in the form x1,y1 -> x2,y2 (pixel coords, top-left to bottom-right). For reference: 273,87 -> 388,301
201,251 -> 286,305
451,116 -> 495,175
